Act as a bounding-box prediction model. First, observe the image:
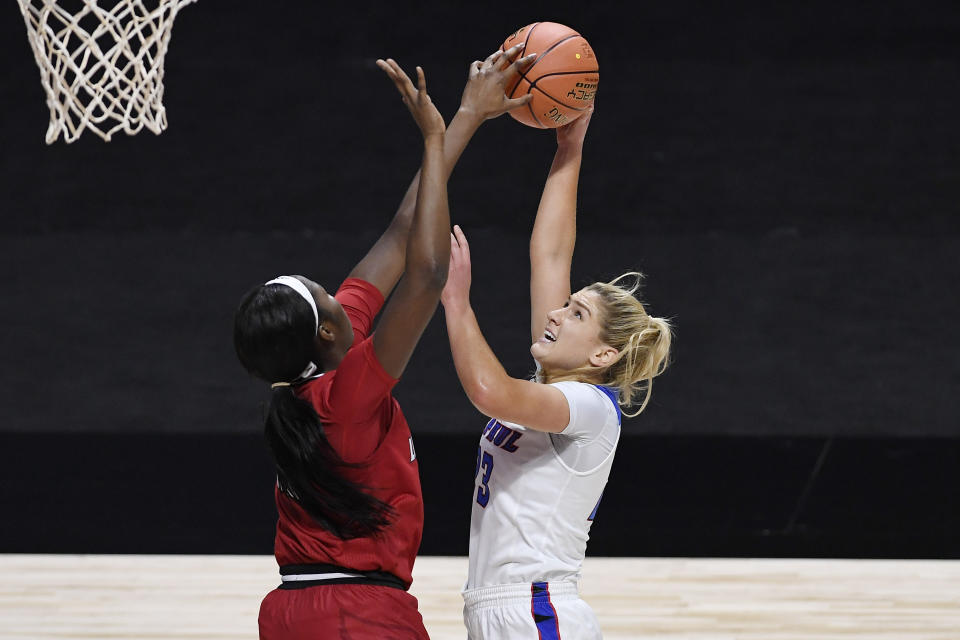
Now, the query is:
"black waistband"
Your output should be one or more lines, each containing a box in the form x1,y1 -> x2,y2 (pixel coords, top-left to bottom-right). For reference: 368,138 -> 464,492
278,563 -> 407,591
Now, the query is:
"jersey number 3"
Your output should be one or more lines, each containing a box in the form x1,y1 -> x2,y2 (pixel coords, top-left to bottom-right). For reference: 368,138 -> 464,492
475,446 -> 494,508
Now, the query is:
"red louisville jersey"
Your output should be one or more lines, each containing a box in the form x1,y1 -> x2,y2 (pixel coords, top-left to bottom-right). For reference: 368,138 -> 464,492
273,278 -> 424,587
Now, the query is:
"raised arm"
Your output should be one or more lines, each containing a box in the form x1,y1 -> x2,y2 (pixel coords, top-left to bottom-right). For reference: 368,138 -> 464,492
350,47 -> 536,298
442,226 -> 571,433
369,60 -> 449,379
528,106 -> 594,344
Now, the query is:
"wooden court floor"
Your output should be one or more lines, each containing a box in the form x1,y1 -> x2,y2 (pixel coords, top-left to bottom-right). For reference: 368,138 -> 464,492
2,555 -> 958,639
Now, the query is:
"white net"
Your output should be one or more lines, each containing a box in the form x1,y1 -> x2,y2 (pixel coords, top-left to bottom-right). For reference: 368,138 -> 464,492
17,0 -> 196,144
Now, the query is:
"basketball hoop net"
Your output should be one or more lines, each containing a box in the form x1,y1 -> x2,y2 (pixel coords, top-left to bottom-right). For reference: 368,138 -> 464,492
17,0 -> 197,144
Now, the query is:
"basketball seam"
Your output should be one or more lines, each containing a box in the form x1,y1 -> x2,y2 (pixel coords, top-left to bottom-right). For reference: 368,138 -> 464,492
521,33 -> 583,85
519,22 -> 542,86
508,22 -> 540,99
527,100 -> 546,128
530,71 -> 600,111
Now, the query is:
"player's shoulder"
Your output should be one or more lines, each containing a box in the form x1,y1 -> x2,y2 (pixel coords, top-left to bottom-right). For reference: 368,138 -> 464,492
549,380 -> 621,425
335,277 -> 383,304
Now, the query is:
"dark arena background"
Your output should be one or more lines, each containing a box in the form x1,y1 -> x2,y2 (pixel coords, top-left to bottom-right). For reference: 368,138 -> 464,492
1,0 -> 958,561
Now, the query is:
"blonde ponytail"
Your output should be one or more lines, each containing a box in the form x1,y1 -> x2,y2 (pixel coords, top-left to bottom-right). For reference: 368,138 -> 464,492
620,314 -> 671,416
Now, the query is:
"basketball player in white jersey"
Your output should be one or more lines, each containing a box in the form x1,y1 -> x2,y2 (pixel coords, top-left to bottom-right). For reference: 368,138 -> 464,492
440,106 -> 673,639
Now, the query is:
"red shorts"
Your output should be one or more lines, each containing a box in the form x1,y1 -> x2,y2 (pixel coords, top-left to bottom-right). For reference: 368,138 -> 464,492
258,584 -> 430,640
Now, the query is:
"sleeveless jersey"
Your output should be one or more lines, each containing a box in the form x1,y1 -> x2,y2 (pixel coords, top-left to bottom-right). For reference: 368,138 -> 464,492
272,278 -> 424,588
466,381 -> 622,589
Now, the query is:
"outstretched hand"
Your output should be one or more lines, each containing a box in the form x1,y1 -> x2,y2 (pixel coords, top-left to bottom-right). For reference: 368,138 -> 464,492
459,44 -> 538,121
441,225 -> 472,311
376,58 -> 446,139
556,103 -> 594,149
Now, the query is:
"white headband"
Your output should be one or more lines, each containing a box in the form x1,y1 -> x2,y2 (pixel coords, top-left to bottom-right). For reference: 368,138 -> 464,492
264,276 -> 321,386
265,276 -> 319,333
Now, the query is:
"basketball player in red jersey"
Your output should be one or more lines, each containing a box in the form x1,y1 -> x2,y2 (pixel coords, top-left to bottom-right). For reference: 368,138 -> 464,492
233,48 -> 535,640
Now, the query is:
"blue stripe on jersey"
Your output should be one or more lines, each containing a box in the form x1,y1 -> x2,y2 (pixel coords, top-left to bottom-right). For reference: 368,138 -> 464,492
588,491 -> 604,521
531,582 -> 562,640
594,385 -> 622,425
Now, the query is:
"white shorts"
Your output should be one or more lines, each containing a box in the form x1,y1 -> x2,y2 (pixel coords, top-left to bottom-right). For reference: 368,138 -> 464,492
462,581 -> 602,640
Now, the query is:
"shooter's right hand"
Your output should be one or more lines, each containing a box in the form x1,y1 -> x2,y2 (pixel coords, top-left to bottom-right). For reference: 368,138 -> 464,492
556,103 -> 594,150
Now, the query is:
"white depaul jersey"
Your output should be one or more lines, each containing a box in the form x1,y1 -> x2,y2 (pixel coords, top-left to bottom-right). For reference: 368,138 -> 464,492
466,381 -> 622,589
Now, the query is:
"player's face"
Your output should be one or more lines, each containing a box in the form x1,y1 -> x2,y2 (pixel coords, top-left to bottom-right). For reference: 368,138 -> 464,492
294,276 -> 354,365
531,288 -> 611,373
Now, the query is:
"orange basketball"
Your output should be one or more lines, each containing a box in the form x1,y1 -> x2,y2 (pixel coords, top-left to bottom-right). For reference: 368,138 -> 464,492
501,22 -> 599,129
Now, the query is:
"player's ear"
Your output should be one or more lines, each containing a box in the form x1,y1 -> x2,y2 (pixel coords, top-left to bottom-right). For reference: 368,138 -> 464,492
317,322 -> 336,343
589,344 -> 618,367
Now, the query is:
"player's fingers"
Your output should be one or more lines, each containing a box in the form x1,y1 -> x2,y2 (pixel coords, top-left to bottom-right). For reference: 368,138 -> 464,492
416,66 -> 428,97
505,94 -> 533,109
570,104 -> 594,127
384,58 -> 403,77
453,225 -> 470,259
375,58 -> 398,81
389,60 -> 413,87
506,43 -> 525,57
379,65 -> 412,104
382,58 -> 414,96
446,237 -> 457,270
469,60 -> 481,79
499,43 -> 524,69
482,50 -> 502,69
508,53 -> 538,77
